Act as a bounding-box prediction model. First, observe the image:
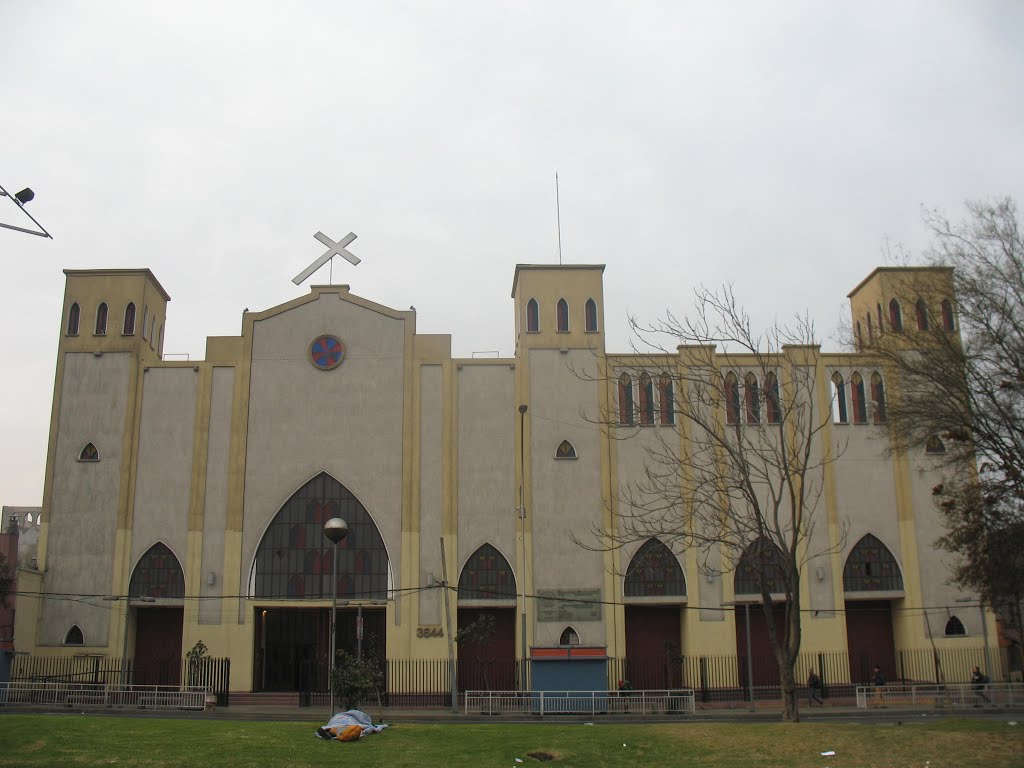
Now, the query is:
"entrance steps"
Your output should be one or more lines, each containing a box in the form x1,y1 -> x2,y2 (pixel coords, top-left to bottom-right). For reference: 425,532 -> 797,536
230,692 -> 300,707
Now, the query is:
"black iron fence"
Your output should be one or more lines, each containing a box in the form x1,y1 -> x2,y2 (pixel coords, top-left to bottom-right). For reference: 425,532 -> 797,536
9,656 -> 231,706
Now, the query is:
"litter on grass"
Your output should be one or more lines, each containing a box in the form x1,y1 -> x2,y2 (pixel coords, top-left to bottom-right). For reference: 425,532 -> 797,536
821,751 -> 836,756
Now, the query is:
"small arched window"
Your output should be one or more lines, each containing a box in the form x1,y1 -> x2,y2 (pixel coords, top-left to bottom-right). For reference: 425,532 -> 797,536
889,300 -> 903,333
925,435 -> 946,454
556,298 -> 569,333
871,372 -> 887,424
555,439 -> 577,459
526,299 -> 539,333
850,373 -> 867,424
64,625 -> 84,645
944,616 -> 966,636
141,306 -> 149,340
724,372 -> 740,425
876,303 -> 884,331
95,302 -> 108,335
915,299 -> 929,331
123,302 -> 136,335
744,373 -> 760,424
764,372 -> 780,424
941,299 -> 955,331
659,373 -> 675,425
66,302 -> 81,336
831,373 -> 848,424
867,314 -> 874,344
639,372 -> 655,426
559,626 -> 580,646
585,299 -> 598,332
618,373 -> 634,426
856,321 -> 863,350
78,443 -> 99,462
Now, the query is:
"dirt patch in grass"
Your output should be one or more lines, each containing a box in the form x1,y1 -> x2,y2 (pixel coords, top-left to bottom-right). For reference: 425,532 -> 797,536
527,750 -> 557,762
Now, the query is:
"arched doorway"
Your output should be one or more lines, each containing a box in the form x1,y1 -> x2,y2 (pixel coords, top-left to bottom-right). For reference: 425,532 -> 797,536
130,542 -> 185,686
844,534 -> 903,684
623,538 -> 686,689
733,537 -> 789,687
457,544 -> 516,691
251,472 -> 390,692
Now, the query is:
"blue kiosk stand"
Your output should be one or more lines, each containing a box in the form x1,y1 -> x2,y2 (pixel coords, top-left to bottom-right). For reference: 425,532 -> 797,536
529,646 -> 609,714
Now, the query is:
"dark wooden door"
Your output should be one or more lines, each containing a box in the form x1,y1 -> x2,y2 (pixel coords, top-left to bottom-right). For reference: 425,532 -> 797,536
735,602 -> 788,686
457,607 -> 515,691
845,600 -> 897,683
625,605 -> 682,689
133,607 -> 183,686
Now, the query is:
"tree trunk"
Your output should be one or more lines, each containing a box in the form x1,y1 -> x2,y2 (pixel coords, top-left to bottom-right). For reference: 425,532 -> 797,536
780,663 -> 800,722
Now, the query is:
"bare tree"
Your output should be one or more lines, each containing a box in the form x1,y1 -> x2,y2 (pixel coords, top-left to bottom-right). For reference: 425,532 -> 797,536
867,197 -> 1024,640
591,285 -> 843,722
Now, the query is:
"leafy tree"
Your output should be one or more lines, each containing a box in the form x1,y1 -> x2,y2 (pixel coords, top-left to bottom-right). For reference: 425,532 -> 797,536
588,286 -> 843,721
866,198 -> 1024,639
329,646 -> 385,713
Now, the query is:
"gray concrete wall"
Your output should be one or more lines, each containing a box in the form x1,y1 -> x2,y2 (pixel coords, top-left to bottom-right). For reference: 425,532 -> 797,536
40,352 -> 132,646
455,363 -> 516,585
242,295 -> 406,603
200,367 -> 233,624
131,368 -> 197,577
529,349 -> 605,646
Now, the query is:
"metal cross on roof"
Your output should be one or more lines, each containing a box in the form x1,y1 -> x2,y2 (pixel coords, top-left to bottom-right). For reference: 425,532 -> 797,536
292,231 -> 360,286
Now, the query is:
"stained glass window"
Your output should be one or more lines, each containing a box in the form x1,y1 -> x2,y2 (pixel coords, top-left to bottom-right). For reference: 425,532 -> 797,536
639,373 -> 654,426
67,302 -> 80,336
659,373 -> 675,425
925,435 -> 946,454
745,373 -> 760,424
123,302 -> 136,335
941,299 -> 955,331
831,373 -> 848,424
526,299 -> 539,333
843,534 -> 903,592
64,625 -> 84,645
555,440 -> 577,459
851,373 -> 866,424
585,299 -> 598,332
254,472 -> 389,600
944,616 -> 966,636
78,443 -> 99,462
889,299 -> 903,332
871,372 -> 887,424
556,298 -> 569,332
618,374 -> 634,426
734,537 -> 788,596
724,372 -> 740,425
458,543 -> 515,601
624,538 -> 686,597
95,302 -> 108,335
559,626 -> 580,646
916,299 -> 929,331
765,372 -> 780,424
129,542 -> 185,599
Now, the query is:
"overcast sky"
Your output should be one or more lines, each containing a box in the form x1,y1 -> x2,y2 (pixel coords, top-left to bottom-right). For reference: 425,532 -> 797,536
2,1 -> 1022,506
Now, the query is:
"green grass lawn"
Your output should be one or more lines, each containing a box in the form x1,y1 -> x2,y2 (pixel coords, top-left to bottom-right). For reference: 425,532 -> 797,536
0,715 -> 1021,768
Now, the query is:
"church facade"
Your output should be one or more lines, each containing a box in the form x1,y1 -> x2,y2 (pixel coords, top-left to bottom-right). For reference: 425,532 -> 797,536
13,263 -> 994,693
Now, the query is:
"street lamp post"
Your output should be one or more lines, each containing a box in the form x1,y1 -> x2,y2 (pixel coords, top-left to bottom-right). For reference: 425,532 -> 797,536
324,517 -> 349,714
518,404 -> 529,689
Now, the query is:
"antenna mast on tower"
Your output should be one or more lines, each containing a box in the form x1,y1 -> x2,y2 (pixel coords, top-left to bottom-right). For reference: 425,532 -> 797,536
555,172 -> 563,265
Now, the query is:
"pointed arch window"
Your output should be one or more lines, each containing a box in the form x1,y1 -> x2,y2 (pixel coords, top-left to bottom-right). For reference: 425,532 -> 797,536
876,303 -> 884,331
555,439 -> 577,459
944,616 -> 966,636
866,314 -> 874,344
585,298 -> 598,332
559,626 -> 580,646
941,299 -> 955,331
925,435 -> 946,454
856,321 -> 863,350
844,534 -> 902,592
556,298 -> 569,333
123,302 -> 136,335
618,373 -> 634,426
78,442 -> 99,462
764,372 -> 780,424
129,542 -> 185,599
95,302 -> 108,335
526,299 -> 539,333
458,544 -> 515,601
141,306 -> 149,340
638,372 -> 655,425
66,302 -> 80,336
915,299 -> 929,331
254,472 -> 389,600
724,372 -> 740,425
889,299 -> 903,332
831,373 -> 848,424
850,373 -> 867,424
659,373 -> 675,425
734,537 -> 788,596
744,373 -> 760,424
64,625 -> 84,645
871,372 -> 887,424
624,538 -> 686,597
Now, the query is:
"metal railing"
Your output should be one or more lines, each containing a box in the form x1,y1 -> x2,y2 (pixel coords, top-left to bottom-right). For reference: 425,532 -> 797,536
0,682 -> 207,710
464,689 -> 696,716
855,683 -> 1024,709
